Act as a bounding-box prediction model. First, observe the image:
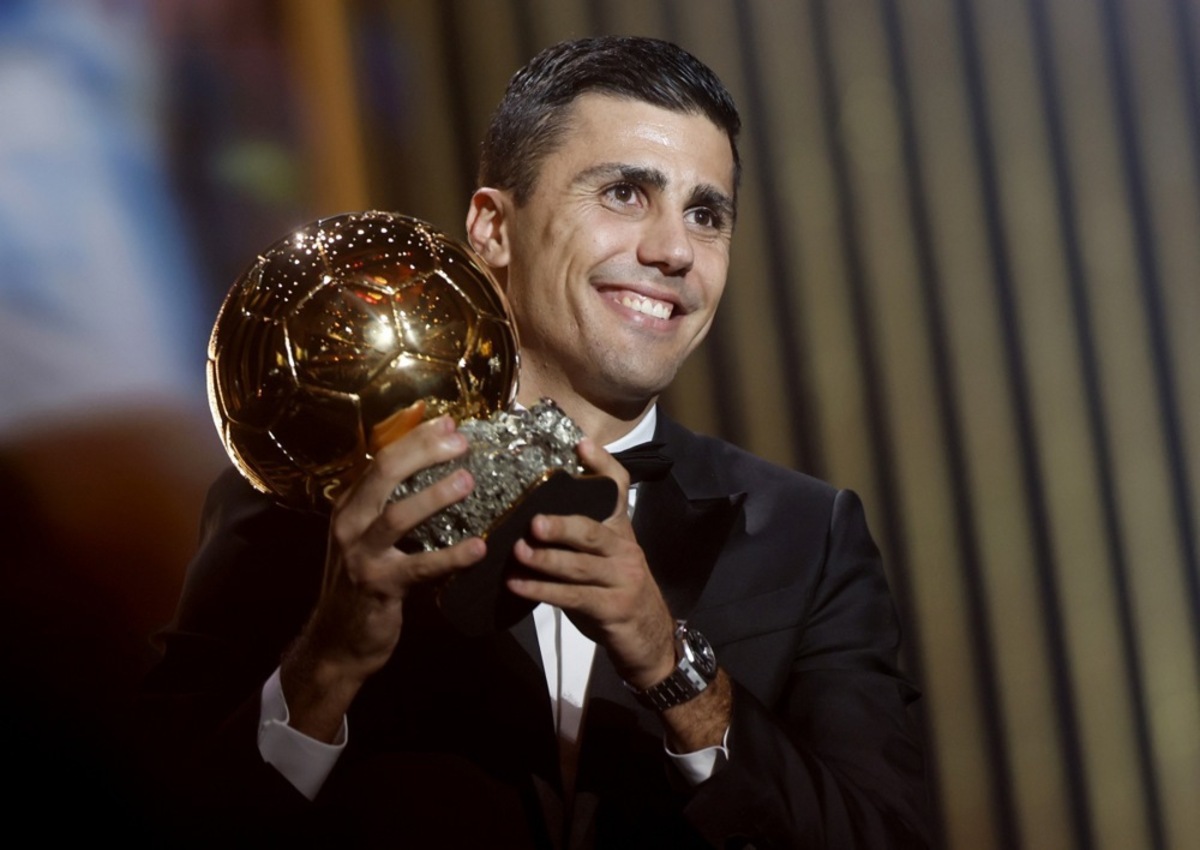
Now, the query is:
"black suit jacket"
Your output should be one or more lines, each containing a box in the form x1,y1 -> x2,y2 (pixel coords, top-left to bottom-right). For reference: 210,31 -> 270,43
139,415 -> 929,848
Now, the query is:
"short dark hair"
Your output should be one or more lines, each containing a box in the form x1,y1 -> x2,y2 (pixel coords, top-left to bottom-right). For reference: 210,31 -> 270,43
478,36 -> 742,205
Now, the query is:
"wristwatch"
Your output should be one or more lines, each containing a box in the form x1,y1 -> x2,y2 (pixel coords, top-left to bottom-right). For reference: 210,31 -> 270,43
626,620 -> 718,712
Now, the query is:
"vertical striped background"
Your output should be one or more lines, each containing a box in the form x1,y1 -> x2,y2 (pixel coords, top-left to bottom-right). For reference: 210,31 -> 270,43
282,2 -> 1200,847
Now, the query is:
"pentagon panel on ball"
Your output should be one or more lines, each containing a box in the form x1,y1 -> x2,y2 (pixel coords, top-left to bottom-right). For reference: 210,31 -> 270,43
207,211 -> 519,512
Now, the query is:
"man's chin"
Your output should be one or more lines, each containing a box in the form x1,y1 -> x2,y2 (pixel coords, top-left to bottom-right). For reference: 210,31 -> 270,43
585,371 -> 676,415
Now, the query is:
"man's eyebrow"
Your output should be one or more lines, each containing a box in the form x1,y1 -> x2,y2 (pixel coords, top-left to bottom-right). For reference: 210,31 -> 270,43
573,162 -> 736,221
573,163 -> 668,191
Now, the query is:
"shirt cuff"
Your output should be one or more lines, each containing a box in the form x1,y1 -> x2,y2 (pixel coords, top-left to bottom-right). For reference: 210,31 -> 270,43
257,667 -> 347,801
665,726 -> 730,786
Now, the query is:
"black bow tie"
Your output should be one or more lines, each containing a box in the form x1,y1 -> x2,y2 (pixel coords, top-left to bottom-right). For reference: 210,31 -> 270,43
612,442 -> 674,484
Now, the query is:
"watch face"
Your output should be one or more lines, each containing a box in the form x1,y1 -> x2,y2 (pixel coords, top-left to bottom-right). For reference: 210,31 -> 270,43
683,628 -> 718,679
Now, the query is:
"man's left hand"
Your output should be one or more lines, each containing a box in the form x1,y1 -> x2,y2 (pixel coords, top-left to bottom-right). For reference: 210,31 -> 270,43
507,437 -> 733,752
506,437 -> 675,690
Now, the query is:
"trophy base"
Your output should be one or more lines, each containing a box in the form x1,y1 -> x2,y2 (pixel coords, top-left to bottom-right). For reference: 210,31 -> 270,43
436,470 -> 618,636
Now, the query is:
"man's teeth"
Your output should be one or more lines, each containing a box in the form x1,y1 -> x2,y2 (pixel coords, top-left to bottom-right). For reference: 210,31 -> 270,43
619,293 -> 673,319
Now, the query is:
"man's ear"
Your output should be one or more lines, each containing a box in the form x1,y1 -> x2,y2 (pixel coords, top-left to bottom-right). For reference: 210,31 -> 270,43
466,188 -> 512,270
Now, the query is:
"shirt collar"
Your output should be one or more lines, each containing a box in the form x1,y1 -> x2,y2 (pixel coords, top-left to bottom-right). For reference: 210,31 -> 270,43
602,405 -> 658,454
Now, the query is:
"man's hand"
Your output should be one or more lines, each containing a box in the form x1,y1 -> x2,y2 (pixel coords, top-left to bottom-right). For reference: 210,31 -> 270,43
281,415 -> 486,742
507,438 -> 731,751
507,437 -> 677,689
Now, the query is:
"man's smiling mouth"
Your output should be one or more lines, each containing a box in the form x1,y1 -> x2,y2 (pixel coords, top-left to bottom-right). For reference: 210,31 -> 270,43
616,291 -> 674,320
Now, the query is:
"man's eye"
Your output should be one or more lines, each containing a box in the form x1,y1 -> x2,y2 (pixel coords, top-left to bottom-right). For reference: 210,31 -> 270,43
686,207 -> 721,229
605,183 -> 639,205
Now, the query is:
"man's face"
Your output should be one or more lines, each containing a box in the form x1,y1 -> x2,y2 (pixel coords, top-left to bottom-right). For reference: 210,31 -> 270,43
493,94 -> 736,414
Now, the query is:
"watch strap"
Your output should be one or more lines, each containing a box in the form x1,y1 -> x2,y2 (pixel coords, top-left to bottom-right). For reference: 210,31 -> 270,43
625,621 -> 716,712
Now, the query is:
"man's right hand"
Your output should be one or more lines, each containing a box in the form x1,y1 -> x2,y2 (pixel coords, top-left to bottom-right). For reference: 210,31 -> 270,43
279,415 -> 486,742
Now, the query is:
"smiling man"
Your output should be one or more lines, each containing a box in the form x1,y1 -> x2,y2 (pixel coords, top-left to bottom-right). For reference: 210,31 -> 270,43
143,37 -> 929,849
473,94 -> 734,435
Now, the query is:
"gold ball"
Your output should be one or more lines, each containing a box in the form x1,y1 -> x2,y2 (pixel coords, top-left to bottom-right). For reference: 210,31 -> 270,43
207,211 -> 519,510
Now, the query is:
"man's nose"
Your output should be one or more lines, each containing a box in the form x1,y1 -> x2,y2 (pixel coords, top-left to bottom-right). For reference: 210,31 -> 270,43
637,209 -> 694,275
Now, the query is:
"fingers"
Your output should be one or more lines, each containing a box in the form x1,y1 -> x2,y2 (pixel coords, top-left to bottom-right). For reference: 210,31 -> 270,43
506,567 -> 593,612
508,513 -> 633,590
383,535 -> 486,593
326,527 -> 486,606
510,540 -> 597,595
530,512 -> 613,556
359,467 -> 474,552
507,540 -> 621,618
361,415 -> 468,507
506,512 -> 675,683
334,415 -> 470,542
308,415 -> 486,689
326,411 -> 485,597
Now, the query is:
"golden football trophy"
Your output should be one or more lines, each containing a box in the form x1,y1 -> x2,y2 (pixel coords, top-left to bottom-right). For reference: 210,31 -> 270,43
208,211 -> 615,633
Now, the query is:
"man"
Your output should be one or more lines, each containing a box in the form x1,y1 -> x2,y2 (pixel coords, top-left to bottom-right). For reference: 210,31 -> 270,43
142,36 -> 929,848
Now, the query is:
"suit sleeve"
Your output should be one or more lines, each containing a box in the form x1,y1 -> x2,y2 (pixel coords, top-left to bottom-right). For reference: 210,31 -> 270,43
136,470 -> 549,848
134,469 -> 327,837
683,489 -> 930,849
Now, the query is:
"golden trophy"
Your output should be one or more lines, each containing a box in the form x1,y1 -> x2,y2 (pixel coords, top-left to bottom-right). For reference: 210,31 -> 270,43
208,211 -> 615,633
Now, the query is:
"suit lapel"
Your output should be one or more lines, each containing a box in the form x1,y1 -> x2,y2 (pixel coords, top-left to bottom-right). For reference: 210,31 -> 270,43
633,472 -> 743,619
508,610 -> 544,676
